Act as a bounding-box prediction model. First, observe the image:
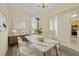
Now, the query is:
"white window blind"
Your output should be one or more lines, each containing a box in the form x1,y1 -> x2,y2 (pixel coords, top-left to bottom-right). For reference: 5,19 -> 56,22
13,20 -> 26,29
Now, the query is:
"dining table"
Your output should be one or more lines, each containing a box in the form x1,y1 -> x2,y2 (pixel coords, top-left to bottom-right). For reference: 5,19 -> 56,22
25,35 -> 59,56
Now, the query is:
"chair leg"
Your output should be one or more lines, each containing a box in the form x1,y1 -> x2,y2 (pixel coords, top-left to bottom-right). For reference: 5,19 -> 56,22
43,52 -> 46,56
17,45 -> 20,56
55,45 -> 58,56
59,47 -> 61,55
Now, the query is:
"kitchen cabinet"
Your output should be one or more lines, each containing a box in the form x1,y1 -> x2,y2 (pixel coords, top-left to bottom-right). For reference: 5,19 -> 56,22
8,36 -> 18,46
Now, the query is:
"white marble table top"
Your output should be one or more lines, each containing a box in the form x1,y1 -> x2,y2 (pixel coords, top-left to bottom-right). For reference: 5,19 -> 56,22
25,35 -> 59,52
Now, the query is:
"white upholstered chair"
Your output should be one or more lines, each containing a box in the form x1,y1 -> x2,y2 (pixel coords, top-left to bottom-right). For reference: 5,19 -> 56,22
19,46 -> 37,56
17,37 -> 28,47
44,30 -> 55,39
17,37 -> 31,55
53,37 -> 61,55
17,36 -> 42,56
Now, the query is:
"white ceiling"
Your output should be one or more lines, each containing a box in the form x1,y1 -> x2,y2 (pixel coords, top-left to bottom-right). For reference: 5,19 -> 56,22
7,3 -> 63,14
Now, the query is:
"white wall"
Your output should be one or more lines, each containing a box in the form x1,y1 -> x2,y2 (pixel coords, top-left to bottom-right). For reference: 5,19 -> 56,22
0,31 -> 8,55
7,8 -> 32,35
0,4 -> 9,56
56,8 -> 79,51
57,12 -> 71,42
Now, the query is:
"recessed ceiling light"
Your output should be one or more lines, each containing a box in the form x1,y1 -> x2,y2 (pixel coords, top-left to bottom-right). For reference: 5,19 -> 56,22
71,14 -> 77,18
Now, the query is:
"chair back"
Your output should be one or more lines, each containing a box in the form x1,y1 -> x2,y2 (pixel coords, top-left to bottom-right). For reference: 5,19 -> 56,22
17,37 -> 24,47
45,30 -> 55,39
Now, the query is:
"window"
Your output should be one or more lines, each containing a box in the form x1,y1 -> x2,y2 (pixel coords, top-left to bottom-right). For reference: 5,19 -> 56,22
49,16 -> 58,36
32,18 -> 40,34
49,18 -> 55,31
49,19 -> 54,31
12,19 -> 27,35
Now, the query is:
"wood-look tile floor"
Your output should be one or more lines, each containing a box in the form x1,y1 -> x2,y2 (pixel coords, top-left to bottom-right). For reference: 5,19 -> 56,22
6,45 -> 79,56
6,45 -> 18,56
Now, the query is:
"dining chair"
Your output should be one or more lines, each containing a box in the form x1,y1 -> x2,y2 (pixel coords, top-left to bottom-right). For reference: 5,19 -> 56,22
19,46 -> 37,56
54,37 -> 62,55
17,37 -> 30,55
44,30 -> 55,39
17,36 -> 42,56
17,37 -> 28,47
